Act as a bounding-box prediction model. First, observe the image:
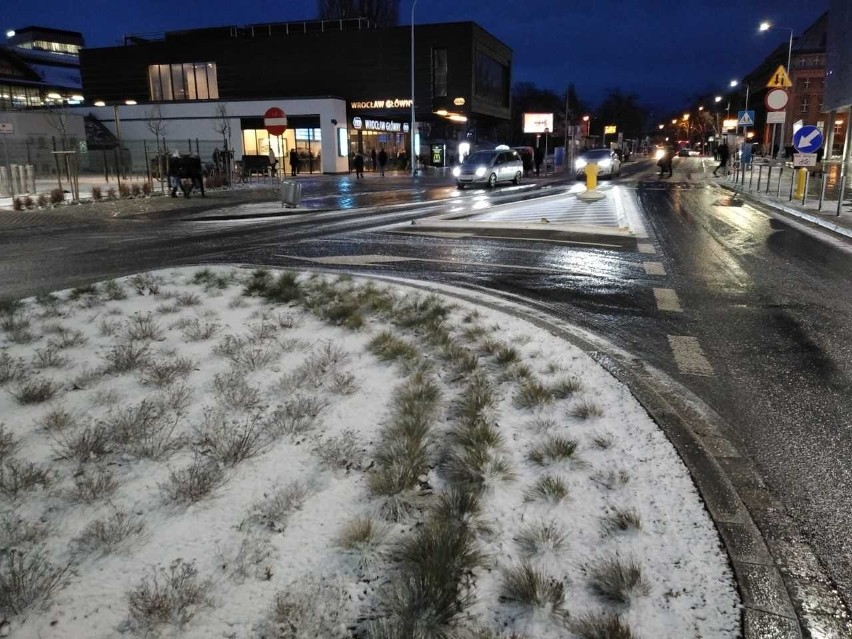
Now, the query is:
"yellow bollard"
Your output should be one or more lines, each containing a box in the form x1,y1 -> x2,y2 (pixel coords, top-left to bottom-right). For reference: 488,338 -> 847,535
586,163 -> 599,191
794,168 -> 808,200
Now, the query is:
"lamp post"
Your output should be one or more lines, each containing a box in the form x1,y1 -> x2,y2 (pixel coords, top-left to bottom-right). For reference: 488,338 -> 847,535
410,0 -> 418,178
759,22 -> 794,147
94,99 -> 136,190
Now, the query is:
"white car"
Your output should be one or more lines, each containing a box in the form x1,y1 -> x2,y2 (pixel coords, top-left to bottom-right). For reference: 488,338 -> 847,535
454,149 -> 524,189
575,149 -> 622,179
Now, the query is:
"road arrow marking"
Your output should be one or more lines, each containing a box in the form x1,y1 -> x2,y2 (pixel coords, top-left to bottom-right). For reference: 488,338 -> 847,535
668,335 -> 714,376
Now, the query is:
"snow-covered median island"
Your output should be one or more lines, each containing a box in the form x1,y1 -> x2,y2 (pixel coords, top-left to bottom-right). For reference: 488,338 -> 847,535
0,266 -> 740,638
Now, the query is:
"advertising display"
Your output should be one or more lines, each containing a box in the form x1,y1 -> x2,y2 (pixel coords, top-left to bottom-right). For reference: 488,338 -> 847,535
523,113 -> 553,134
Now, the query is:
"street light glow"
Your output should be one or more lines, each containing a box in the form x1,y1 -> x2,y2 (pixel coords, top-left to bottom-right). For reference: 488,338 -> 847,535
93,100 -> 106,106
715,96 -> 723,103
5,30 -> 14,38
759,21 -> 771,31
730,80 -> 739,87
125,100 -> 137,105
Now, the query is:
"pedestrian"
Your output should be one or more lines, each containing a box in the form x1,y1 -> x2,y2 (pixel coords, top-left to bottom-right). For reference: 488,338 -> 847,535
378,147 -> 388,176
168,150 -> 182,197
289,148 -> 299,177
353,152 -> 365,179
268,147 -> 277,177
712,142 -> 729,177
398,150 -> 407,171
371,148 -> 377,172
534,146 -> 544,176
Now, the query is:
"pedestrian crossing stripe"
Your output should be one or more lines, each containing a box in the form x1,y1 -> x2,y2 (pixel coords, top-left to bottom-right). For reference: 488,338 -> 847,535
738,112 -> 754,126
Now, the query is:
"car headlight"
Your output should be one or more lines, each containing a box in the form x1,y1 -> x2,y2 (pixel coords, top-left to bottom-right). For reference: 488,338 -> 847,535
598,159 -> 612,168
475,167 -> 486,177
655,149 -> 665,160
452,167 -> 461,177
575,159 -> 587,169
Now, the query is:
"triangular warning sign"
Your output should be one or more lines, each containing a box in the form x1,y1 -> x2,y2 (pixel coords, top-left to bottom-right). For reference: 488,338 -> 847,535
738,112 -> 754,126
766,65 -> 792,89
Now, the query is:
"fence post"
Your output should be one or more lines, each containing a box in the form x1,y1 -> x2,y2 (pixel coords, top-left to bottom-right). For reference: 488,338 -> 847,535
143,140 -> 151,187
749,163 -> 754,190
776,168 -> 783,197
103,148 -> 109,182
818,172 -> 827,211
766,165 -> 772,194
789,169 -> 796,200
837,176 -> 846,217
52,136 -> 62,191
756,164 -> 763,192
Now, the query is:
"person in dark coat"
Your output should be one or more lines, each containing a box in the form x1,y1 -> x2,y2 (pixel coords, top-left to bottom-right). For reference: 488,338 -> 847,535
289,148 -> 299,176
377,148 -> 388,176
371,148 -> 377,172
534,146 -> 544,176
713,142 -> 730,177
353,153 -> 365,179
168,152 -> 182,198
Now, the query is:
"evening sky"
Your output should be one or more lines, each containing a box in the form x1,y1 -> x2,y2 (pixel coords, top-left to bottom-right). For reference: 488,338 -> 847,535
4,0 -> 827,110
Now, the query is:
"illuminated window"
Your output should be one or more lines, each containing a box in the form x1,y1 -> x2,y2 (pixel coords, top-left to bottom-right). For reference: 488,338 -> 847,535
432,48 -> 448,98
147,63 -> 219,101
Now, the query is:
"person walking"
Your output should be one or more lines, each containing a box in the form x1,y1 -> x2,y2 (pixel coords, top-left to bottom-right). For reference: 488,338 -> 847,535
268,147 -> 277,177
377,147 -> 388,177
289,148 -> 299,177
534,146 -> 544,176
713,141 -> 730,177
353,152 -> 365,179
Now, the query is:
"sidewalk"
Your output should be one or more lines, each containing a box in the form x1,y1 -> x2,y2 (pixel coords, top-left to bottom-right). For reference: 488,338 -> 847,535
711,158 -> 852,240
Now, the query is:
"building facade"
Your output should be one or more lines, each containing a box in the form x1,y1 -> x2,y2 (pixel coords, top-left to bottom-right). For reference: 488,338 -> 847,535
79,18 -> 513,173
825,0 -> 852,165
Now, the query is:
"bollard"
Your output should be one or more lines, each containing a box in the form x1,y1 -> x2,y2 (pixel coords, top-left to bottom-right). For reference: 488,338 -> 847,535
794,168 -> 808,201
789,169 -> 796,200
586,163 -> 599,191
837,176 -> 846,217
766,166 -> 772,194
776,168 -> 783,197
280,181 -> 302,208
748,164 -> 754,190
801,170 -> 810,206
818,172 -> 827,211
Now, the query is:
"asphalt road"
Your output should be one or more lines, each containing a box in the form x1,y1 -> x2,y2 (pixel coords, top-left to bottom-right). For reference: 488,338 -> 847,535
1,158 -> 851,616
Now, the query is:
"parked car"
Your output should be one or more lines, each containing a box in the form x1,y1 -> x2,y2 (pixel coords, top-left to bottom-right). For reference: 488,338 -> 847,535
575,148 -> 622,179
677,146 -> 700,157
453,148 -> 524,189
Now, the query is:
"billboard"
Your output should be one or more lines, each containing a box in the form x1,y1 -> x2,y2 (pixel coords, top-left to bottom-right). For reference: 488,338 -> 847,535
825,0 -> 852,111
523,113 -> 554,133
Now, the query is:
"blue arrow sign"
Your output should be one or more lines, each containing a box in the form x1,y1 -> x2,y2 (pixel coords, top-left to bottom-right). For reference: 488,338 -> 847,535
737,110 -> 755,127
793,125 -> 823,153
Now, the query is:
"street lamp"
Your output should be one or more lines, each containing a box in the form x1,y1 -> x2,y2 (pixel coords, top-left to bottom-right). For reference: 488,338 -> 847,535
93,98 -> 136,190
410,0 -> 418,178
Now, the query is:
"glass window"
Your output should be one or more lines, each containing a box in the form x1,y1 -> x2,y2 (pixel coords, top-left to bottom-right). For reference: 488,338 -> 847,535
432,48 -> 448,98
474,52 -> 509,107
243,130 -> 258,155
183,63 -> 197,100
147,63 -> 217,101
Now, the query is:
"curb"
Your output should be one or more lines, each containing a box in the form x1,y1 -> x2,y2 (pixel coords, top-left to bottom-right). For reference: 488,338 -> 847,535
315,274 -> 851,638
720,182 -> 852,240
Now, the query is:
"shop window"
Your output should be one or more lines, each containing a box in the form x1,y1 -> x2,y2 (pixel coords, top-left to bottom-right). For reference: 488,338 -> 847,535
432,48 -> 448,98
147,63 -> 219,102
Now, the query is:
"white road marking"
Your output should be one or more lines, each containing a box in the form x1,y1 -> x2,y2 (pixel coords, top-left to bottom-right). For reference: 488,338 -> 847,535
643,261 -> 666,275
637,243 -> 655,254
668,335 -> 714,376
653,288 -> 683,312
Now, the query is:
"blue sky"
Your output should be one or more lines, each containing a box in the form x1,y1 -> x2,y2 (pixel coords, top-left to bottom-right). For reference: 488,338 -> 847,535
5,0 -> 826,110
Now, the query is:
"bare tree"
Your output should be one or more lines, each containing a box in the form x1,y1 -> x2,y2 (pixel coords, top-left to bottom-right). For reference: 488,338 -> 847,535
43,106 -> 78,198
212,104 -> 232,185
317,0 -> 399,26
145,106 -> 169,189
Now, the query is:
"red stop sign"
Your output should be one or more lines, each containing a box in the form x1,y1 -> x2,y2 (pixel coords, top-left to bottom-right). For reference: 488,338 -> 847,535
264,107 -> 287,136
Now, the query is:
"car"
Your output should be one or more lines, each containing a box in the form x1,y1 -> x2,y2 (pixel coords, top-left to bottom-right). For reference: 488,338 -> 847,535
677,147 -> 701,157
454,148 -> 524,189
575,148 -> 622,179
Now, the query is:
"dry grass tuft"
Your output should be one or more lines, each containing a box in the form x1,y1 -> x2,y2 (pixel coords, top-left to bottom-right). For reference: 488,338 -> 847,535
140,355 -> 196,387
11,377 -> 59,404
527,436 -> 581,466
570,399 -> 604,420
196,410 -> 269,466
212,371 -> 263,412
160,456 -> 227,505
75,509 -> 144,555
602,508 -> 642,535
587,555 -> 650,603
0,546 -> 71,615
524,474 -> 569,503
127,558 -> 211,629
71,467 -> 119,503
250,480 -> 314,532
500,562 -> 567,617
516,521 -> 568,558
570,612 -> 636,639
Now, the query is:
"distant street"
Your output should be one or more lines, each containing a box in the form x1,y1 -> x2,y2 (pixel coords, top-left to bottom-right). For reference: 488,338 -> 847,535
1,157 -> 851,612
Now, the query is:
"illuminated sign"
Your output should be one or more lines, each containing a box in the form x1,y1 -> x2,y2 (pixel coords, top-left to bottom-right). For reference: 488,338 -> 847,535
523,113 -> 553,133
351,118 -> 405,132
604,125 -> 617,134
453,97 -> 466,106
722,118 -> 738,131
350,98 -> 414,109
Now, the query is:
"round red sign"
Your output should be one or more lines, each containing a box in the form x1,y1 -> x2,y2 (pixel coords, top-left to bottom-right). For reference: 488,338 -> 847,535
264,107 -> 288,136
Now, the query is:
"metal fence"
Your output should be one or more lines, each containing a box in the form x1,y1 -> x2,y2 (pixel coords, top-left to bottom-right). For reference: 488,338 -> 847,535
725,158 -> 850,216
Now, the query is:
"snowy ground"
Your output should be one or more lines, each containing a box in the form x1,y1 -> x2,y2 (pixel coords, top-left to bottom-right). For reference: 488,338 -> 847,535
0,266 -> 740,638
